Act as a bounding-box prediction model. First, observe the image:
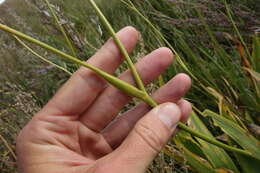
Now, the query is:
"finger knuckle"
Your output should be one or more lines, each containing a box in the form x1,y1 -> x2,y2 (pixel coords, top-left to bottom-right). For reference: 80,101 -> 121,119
134,122 -> 164,152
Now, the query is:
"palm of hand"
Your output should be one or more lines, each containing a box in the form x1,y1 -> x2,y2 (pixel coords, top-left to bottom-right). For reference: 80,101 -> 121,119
16,27 -> 191,173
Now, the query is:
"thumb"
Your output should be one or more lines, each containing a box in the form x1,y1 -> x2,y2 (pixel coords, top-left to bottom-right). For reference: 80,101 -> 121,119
112,103 -> 181,172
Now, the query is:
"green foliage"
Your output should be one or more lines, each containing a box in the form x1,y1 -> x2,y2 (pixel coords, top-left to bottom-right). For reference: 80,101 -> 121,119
189,112 -> 238,171
204,110 -> 260,160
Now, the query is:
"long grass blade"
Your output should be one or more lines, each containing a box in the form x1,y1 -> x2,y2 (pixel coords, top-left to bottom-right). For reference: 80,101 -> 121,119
175,135 -> 218,173
204,109 -> 260,160
177,122 -> 253,159
224,0 -> 251,58
43,0 -> 77,58
190,112 -> 239,171
14,36 -> 72,75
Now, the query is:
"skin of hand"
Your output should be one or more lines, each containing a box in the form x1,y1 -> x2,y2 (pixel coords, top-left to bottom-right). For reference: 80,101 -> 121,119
16,26 -> 192,173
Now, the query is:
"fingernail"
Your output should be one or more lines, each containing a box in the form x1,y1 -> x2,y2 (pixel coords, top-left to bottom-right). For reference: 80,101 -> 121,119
154,103 -> 181,129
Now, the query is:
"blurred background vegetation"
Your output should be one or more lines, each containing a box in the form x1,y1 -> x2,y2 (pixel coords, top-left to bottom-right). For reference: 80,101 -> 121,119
0,0 -> 259,172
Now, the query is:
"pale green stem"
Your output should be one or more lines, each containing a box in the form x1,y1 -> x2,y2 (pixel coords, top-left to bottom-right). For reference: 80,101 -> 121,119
177,122 -> 253,158
14,36 -> 72,75
145,97 -> 254,158
44,0 -> 77,58
0,24 -> 145,100
0,23 -> 255,159
88,0 -> 147,93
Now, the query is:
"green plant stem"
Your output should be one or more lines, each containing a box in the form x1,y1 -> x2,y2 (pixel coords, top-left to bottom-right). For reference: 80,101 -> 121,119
88,0 -> 147,93
14,36 -> 72,75
0,23 -> 255,160
177,122 -> 253,158
145,97 -> 254,158
0,24 -> 145,100
44,0 -> 77,58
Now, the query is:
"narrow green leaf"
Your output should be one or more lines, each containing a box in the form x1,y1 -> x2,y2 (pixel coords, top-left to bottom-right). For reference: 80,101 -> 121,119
224,0 -> 251,58
204,110 -> 260,160
178,122 -> 252,157
183,149 -> 217,173
175,136 -> 217,173
190,112 -> 239,172
175,131 -> 205,158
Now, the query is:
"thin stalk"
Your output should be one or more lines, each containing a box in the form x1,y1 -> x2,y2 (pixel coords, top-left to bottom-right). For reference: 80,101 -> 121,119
177,123 -> 253,158
0,24 -> 145,100
44,0 -> 77,58
14,36 -> 72,75
88,0 -> 147,93
144,97 -> 255,159
0,23 -> 255,159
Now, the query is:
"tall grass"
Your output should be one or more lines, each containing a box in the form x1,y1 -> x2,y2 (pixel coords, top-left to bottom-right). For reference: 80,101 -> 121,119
118,1 -> 260,172
0,0 -> 259,172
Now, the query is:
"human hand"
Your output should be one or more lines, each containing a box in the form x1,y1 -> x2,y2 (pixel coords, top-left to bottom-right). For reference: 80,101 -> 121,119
16,26 -> 192,173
